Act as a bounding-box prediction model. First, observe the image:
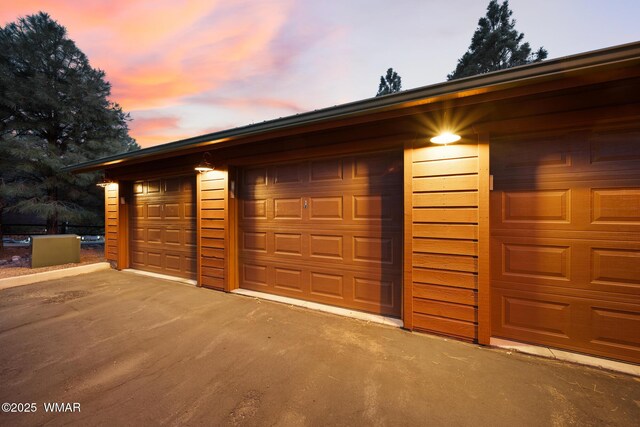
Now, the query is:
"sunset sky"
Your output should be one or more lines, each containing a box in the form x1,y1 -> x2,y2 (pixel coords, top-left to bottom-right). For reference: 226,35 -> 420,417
1,1 -> 639,148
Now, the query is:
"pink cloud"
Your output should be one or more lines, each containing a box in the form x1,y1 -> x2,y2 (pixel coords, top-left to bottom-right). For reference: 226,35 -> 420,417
128,115 -> 183,148
129,115 -> 179,135
1,0 -> 297,112
190,96 -> 306,113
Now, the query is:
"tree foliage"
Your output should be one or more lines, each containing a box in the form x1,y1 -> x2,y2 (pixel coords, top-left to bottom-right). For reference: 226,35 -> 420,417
447,0 -> 548,80
0,12 -> 139,234
376,68 -> 402,97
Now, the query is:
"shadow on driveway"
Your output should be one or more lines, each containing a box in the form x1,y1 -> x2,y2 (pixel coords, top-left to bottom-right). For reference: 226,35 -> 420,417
0,270 -> 638,426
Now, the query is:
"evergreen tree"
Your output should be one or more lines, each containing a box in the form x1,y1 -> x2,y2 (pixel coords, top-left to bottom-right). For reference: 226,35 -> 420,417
0,12 -> 139,235
447,0 -> 547,80
376,68 -> 402,96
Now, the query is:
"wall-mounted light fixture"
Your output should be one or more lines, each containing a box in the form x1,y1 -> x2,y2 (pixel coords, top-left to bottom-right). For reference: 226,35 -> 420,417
96,175 -> 114,188
195,152 -> 214,173
430,132 -> 461,145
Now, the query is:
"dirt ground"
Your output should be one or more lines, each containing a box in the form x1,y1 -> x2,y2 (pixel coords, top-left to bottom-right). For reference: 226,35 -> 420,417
0,246 -> 105,279
0,269 -> 638,426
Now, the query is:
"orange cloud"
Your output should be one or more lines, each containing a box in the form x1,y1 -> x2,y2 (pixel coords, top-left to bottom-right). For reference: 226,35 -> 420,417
128,115 -> 183,148
1,0 -> 296,112
134,133 -> 195,148
1,0 -> 316,148
129,116 -> 179,135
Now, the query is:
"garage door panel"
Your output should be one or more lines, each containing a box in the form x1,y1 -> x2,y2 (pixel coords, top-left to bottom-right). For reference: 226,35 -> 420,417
133,182 -> 144,194
273,198 -> 302,219
147,204 -> 162,218
492,237 -> 574,287
241,231 -> 268,253
242,263 -> 268,287
131,250 -> 144,264
589,306 -> 640,354
492,183 -> 640,233
164,203 -> 181,218
184,256 -> 196,273
164,177 -> 181,192
353,194 -> 398,221
242,199 -> 267,219
591,187 -> 640,224
493,291 -> 572,339
165,254 -> 181,271
164,228 -> 181,245
242,258 -> 402,315
493,237 -> 640,296
185,229 -> 197,246
309,234 -> 343,260
590,247 -> 640,293
493,130 -> 640,177
493,288 -> 640,363
501,241 -> 571,281
353,236 -> 395,264
310,158 -> 343,182
353,155 -> 402,182
491,135 -> 577,175
274,267 -> 304,292
130,175 -> 196,279
310,272 -> 344,299
133,204 -> 144,217
241,229 -> 399,268
589,129 -> 640,165
147,180 -> 160,193
243,167 -> 268,187
147,252 -> 162,268
184,202 -> 197,217
491,131 -> 640,363
274,163 -> 304,185
132,227 -> 145,242
353,276 -> 395,307
309,196 -> 343,219
501,189 -> 571,223
239,151 -> 402,317
274,233 -> 303,256
147,228 -> 162,242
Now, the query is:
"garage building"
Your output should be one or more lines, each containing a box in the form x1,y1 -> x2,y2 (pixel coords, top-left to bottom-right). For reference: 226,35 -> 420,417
69,42 -> 640,365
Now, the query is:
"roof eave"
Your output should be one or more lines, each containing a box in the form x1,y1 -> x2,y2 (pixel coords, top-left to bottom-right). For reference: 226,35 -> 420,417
65,41 -> 640,173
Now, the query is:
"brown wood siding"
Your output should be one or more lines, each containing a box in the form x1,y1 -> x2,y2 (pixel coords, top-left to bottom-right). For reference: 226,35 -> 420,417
199,169 -> 227,290
105,184 -> 119,266
410,140 -> 480,340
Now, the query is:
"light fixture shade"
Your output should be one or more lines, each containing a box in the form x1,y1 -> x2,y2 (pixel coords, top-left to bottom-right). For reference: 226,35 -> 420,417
194,161 -> 214,172
195,152 -> 214,172
96,176 -> 113,187
430,132 -> 461,145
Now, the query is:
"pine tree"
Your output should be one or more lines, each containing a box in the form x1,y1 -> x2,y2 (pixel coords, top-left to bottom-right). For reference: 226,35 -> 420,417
447,0 -> 547,80
0,12 -> 139,235
376,68 -> 402,97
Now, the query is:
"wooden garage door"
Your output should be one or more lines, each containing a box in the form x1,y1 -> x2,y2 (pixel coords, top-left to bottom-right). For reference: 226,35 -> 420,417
238,151 -> 403,317
490,128 -> 640,364
130,176 -> 196,279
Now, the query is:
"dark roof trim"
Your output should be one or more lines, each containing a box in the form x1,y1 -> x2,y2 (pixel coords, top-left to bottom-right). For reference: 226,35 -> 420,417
66,41 -> 640,173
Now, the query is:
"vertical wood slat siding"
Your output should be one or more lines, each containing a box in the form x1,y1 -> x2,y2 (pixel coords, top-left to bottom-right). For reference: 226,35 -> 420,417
199,171 -> 226,290
411,141 -> 480,341
105,185 -> 119,266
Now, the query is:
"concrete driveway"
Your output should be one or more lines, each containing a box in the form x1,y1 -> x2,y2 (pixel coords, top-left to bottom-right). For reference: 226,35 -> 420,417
0,270 -> 638,426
